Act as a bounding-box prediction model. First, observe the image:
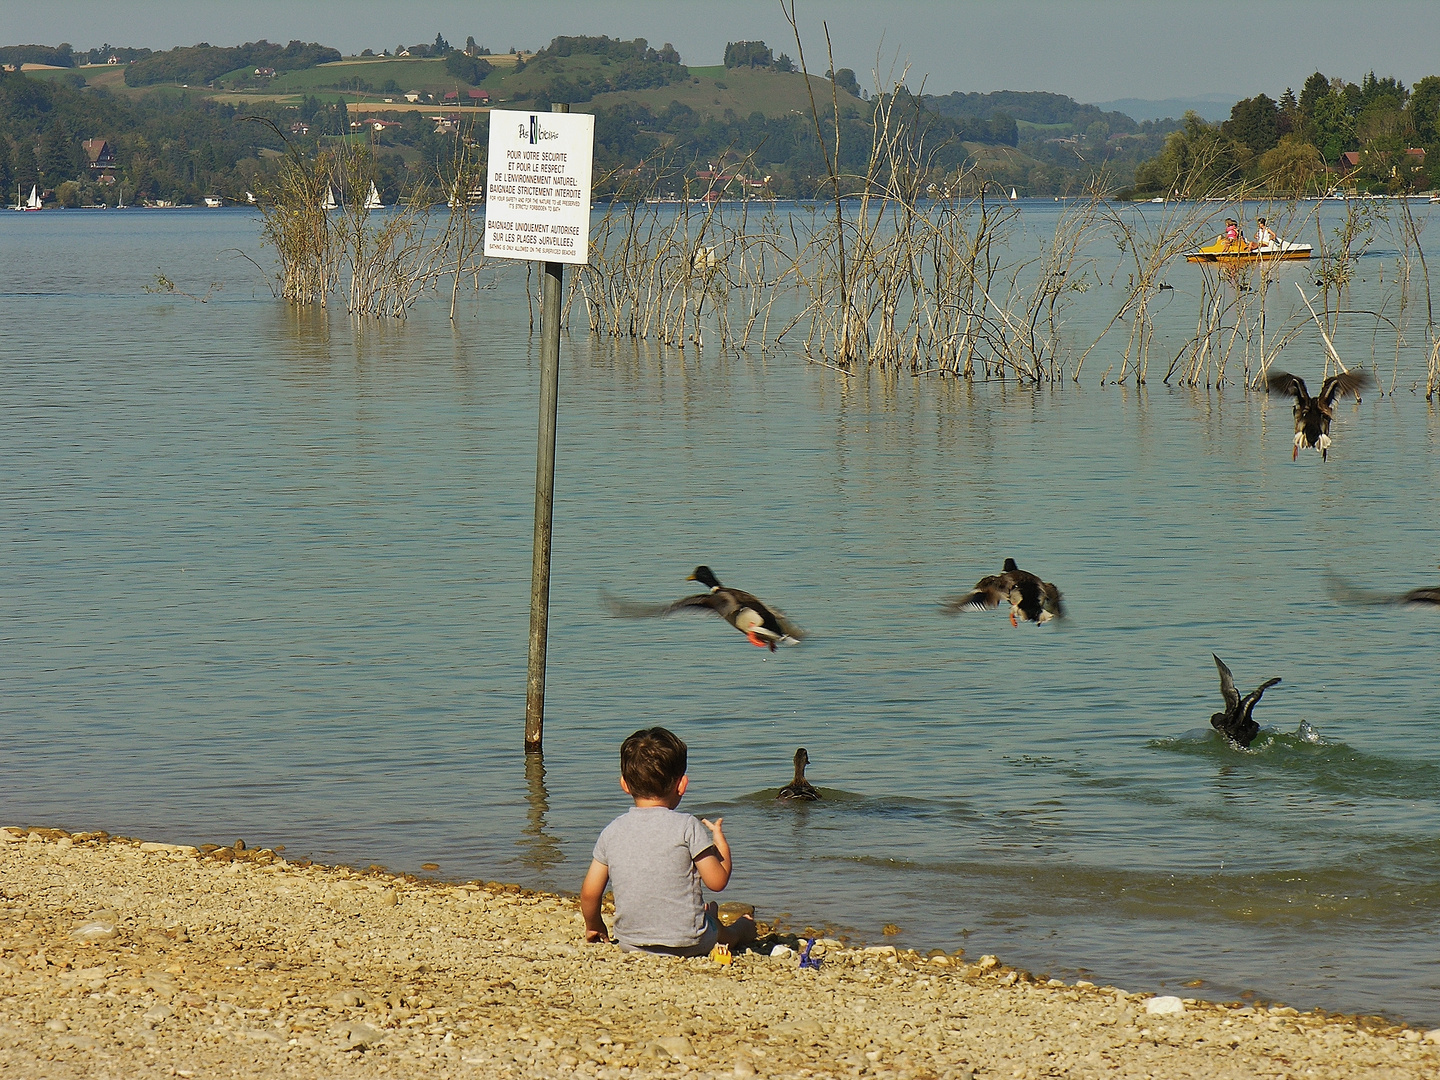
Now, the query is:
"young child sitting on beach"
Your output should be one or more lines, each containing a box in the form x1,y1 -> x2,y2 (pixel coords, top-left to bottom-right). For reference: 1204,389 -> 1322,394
581,727 -> 757,955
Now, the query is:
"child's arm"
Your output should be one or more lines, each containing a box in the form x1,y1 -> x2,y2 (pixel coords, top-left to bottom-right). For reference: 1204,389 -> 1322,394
579,860 -> 611,943
696,817 -> 733,891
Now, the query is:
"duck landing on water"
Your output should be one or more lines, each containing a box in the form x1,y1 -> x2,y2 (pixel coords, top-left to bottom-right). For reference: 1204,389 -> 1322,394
602,566 -> 803,651
941,558 -> 1064,626
777,748 -> 820,800
1210,654 -> 1281,748
1265,369 -> 1369,461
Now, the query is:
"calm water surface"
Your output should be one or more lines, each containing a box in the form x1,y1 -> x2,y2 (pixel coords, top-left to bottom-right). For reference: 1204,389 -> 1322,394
2,208 -> 1438,1023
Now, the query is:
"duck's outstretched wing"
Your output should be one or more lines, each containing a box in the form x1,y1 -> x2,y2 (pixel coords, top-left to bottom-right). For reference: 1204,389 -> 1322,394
1399,586 -> 1440,606
1213,654 -> 1241,713
1041,581 -> 1065,620
1240,677 -> 1281,719
1325,570 -> 1439,607
941,574 -> 1010,614
1265,370 -> 1311,402
1318,369 -> 1369,409
600,590 -> 718,619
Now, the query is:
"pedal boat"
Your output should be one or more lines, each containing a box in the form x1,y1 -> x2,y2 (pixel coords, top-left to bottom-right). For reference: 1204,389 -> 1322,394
1184,237 -> 1312,263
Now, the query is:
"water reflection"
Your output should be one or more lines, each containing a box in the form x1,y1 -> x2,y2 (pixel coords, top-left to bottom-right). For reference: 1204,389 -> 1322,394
518,752 -> 565,884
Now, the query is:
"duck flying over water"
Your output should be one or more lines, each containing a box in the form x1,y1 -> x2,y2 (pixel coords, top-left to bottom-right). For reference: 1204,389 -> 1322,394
941,558 -> 1064,626
1265,369 -> 1369,461
777,747 -> 821,801
1210,654 -> 1281,748
1325,567 -> 1440,608
601,566 -> 803,651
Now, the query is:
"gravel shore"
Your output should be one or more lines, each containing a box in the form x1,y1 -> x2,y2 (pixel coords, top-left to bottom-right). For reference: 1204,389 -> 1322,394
1,824 -> 1435,1079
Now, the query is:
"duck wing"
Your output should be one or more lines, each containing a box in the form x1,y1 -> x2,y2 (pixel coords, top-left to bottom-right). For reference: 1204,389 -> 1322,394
941,573 -> 1012,613
1240,677 -> 1281,720
1317,369 -> 1369,410
1399,585 -> 1440,606
1265,370 -> 1311,403
1041,581 -> 1065,620
1325,571 -> 1440,607
601,589 -> 720,619
1212,654 -> 1241,714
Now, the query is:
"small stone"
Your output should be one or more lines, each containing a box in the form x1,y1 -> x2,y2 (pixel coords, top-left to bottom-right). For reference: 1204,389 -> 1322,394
1145,996 -> 1185,1016
143,1005 -> 172,1024
1424,1028 -> 1440,1044
380,890 -> 398,906
976,955 -> 999,970
45,1018 -> 69,1032
733,1059 -> 757,1077
234,839 -> 245,851
421,863 -> 440,872
770,945 -> 793,959
55,837 -> 73,849
70,915 -> 119,943
881,923 -> 901,935
655,1035 -> 695,1060
333,1020 -> 385,1050
325,989 -> 369,1008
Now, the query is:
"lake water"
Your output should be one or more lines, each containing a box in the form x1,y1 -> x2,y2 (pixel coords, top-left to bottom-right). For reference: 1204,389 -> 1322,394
2,205 -> 1438,1024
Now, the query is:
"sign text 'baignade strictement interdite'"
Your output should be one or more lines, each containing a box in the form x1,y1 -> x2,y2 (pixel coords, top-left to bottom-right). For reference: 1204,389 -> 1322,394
483,110 -> 596,265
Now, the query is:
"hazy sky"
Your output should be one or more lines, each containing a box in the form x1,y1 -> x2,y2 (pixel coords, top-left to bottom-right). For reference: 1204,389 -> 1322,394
10,1 -> 1440,104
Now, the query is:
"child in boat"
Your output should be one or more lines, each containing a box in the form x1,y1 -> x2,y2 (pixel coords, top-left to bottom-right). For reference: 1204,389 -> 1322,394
1253,217 -> 1280,249
580,727 -> 757,955
1222,218 -> 1246,251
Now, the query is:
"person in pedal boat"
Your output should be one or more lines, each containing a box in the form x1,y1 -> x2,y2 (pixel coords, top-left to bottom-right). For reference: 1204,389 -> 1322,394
1253,217 -> 1279,249
1221,218 -> 1246,251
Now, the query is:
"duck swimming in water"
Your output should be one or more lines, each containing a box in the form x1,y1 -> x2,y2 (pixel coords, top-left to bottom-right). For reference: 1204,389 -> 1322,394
1210,654 -> 1281,748
1265,369 -> 1369,461
602,566 -> 803,651
777,748 -> 820,801
941,558 -> 1064,626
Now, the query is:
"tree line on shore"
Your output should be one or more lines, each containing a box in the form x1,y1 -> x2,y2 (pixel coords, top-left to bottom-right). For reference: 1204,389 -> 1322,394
1130,70 -> 1439,197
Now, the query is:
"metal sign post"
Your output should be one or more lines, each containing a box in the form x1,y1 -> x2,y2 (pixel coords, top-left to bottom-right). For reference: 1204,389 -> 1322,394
484,104 -> 595,753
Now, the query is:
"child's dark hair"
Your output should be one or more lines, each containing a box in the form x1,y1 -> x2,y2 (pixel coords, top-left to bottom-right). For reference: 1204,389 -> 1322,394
620,727 -> 688,798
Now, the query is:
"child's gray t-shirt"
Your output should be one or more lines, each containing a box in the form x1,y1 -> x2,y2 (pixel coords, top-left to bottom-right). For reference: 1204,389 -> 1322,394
592,806 -> 716,949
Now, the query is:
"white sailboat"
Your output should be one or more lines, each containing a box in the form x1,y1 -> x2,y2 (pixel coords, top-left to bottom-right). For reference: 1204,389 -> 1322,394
14,184 -> 42,211
1009,187 -> 1018,201
364,181 -> 383,210
321,184 -> 338,211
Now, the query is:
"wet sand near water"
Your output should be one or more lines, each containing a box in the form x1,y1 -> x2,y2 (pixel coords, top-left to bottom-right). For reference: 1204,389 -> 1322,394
1,825 -> 1435,1079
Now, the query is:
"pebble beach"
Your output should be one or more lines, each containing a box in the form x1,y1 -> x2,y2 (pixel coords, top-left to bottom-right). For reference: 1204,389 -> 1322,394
1,825 -> 1435,1080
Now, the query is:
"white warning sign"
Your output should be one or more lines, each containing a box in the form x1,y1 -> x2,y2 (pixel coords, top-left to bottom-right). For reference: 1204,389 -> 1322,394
484,109 -> 595,265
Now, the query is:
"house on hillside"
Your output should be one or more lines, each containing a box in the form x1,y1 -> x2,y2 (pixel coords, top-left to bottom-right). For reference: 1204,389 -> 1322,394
404,91 -> 421,103
290,121 -> 311,136
363,118 -> 402,132
443,90 -> 459,104
1338,151 -> 1361,169
82,139 -> 117,183
467,89 -> 490,103
254,67 -> 276,78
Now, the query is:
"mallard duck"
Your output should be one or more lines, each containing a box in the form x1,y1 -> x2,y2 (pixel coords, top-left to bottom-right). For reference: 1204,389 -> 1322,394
1326,567 -> 1440,607
777,748 -> 820,801
601,566 -> 803,651
1210,654 -> 1281,748
1265,369 -> 1369,460
941,558 -> 1064,626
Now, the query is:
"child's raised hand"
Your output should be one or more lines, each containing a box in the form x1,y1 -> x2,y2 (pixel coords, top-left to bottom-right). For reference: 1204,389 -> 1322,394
701,817 -> 725,840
